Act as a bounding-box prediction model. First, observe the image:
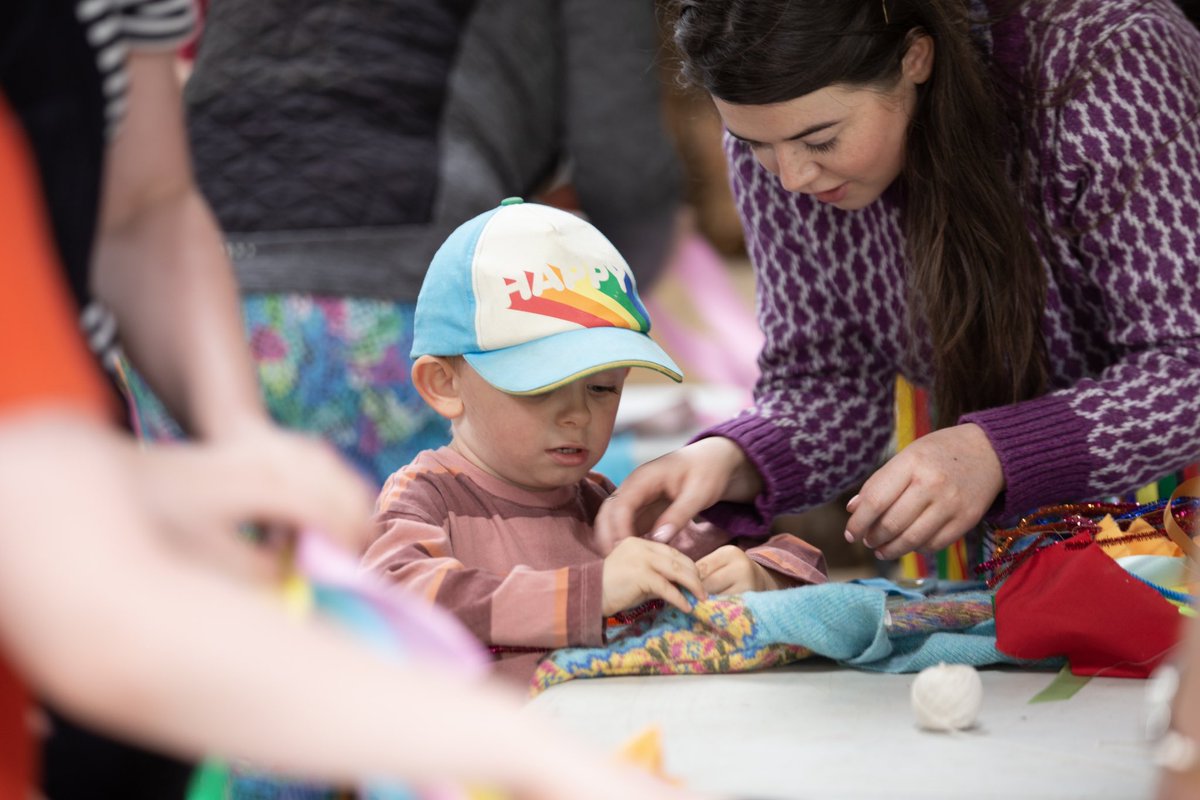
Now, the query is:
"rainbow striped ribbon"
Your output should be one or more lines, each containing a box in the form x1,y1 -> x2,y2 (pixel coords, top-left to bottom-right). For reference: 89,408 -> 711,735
894,376 -> 969,581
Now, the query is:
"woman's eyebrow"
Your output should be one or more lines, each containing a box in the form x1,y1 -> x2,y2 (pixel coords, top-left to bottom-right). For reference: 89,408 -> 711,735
726,119 -> 838,144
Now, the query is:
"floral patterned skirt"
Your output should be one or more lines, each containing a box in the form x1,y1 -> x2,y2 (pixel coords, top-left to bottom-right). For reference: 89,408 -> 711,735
120,293 -> 451,489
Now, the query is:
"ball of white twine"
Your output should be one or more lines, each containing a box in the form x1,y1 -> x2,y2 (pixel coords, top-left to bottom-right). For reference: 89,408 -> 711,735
911,662 -> 983,732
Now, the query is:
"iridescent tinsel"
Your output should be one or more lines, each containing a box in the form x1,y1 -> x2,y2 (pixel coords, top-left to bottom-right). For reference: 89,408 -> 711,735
977,498 -> 1200,587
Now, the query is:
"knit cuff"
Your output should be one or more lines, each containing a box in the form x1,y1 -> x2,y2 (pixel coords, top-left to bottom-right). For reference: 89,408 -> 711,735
961,392 -> 1095,521
575,560 -> 607,648
692,413 -> 809,538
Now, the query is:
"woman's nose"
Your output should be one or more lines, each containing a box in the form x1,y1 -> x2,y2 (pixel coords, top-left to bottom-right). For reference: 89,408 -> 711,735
777,149 -> 821,194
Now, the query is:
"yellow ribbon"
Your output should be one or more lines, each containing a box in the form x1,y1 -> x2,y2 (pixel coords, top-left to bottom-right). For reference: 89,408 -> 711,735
1162,476 -> 1200,563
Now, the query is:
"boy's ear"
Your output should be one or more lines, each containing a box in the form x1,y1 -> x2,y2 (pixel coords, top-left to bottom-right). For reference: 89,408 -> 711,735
411,356 -> 464,420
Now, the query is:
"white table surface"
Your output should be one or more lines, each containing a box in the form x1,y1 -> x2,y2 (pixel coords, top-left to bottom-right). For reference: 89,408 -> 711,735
525,662 -> 1158,800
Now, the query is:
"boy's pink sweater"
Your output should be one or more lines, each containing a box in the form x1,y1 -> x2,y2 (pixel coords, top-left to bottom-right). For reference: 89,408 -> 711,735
363,447 -> 827,681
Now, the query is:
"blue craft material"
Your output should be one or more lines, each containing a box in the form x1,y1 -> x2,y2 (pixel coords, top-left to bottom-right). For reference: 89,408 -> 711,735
849,577 -> 928,600
592,430 -> 638,485
743,585 -> 1029,672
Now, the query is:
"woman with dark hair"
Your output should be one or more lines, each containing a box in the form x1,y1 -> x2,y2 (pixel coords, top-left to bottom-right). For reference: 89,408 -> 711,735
596,0 -> 1200,563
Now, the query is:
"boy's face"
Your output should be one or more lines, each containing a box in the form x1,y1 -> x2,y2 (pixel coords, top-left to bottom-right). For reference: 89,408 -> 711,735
450,364 -> 629,491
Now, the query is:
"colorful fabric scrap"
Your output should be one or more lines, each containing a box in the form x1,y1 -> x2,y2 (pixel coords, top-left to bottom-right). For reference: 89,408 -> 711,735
532,595 -> 810,694
994,531 -> 1185,678
531,584 -> 1037,695
207,534 -> 489,800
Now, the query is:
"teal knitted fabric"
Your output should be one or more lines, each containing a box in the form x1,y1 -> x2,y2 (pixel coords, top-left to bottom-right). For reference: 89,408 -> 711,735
532,584 -> 1057,694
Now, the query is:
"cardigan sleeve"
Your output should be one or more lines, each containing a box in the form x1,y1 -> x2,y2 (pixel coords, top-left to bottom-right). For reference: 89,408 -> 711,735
963,9 -> 1200,518
666,520 -> 829,587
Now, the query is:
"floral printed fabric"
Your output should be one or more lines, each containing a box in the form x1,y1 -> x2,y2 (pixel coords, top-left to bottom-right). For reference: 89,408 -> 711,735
120,293 -> 450,488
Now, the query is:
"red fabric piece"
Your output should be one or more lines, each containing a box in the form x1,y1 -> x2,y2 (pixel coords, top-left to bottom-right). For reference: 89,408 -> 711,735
995,532 -> 1183,678
0,653 -> 33,799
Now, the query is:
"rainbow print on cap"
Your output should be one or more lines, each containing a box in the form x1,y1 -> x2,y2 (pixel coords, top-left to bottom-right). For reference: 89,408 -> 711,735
411,198 -> 681,395
504,262 -> 650,333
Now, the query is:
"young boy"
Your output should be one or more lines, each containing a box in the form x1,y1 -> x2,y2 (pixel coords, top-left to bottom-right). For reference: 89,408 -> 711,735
362,198 -> 827,680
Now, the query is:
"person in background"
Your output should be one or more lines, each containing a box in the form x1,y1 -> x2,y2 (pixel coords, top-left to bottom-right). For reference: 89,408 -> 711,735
596,0 -> 1200,566
0,0 -> 391,793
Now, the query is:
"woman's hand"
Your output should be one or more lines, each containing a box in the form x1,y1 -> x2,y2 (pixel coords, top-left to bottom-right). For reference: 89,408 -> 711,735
844,423 -> 1003,560
594,437 -> 762,554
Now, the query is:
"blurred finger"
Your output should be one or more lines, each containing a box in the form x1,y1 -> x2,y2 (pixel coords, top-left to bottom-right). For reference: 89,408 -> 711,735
171,526 -> 282,583
233,448 -> 374,555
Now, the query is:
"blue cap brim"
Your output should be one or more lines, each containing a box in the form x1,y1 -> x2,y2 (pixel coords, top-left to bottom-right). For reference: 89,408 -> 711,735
463,327 -> 683,395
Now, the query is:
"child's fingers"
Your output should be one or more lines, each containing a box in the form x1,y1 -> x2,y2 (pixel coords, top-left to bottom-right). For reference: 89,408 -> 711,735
701,564 -> 737,596
695,545 -> 736,571
650,549 -> 707,602
647,574 -> 694,614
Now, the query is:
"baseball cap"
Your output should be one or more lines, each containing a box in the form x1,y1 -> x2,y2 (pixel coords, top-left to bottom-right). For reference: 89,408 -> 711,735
411,198 -> 683,395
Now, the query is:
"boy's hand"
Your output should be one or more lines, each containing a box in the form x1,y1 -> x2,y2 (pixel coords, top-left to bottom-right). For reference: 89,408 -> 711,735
696,545 -> 787,595
601,538 -> 707,616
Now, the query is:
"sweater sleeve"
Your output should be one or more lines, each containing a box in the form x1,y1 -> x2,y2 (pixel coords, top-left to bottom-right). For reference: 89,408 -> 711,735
696,136 -> 898,537
667,521 -> 828,587
363,471 -> 606,649
742,534 -> 829,587
962,11 -> 1200,518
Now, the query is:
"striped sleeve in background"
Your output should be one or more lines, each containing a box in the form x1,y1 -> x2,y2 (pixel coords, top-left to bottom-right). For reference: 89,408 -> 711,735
118,0 -> 196,49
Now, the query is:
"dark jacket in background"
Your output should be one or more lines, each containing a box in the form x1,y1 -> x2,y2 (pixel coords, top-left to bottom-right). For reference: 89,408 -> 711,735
186,0 -> 683,299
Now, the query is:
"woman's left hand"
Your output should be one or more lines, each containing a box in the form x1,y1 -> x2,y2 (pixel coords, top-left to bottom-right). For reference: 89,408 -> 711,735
844,423 -> 1004,560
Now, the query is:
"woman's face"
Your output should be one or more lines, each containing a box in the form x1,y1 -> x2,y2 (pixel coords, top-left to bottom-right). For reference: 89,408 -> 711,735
712,35 -> 934,211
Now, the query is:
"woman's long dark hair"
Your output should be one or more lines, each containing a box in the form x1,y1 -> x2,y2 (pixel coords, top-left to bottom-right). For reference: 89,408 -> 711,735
673,0 -> 1047,425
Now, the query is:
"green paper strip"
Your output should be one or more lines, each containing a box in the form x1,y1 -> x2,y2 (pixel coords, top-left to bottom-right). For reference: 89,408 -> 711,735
1029,665 -> 1091,704
1159,472 -> 1179,500
186,759 -> 230,800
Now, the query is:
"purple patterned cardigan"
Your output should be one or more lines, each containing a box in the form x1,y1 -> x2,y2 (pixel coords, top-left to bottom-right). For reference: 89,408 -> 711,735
701,0 -> 1200,535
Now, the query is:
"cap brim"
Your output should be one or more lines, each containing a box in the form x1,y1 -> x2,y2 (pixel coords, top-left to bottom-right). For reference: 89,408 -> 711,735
464,327 -> 683,395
